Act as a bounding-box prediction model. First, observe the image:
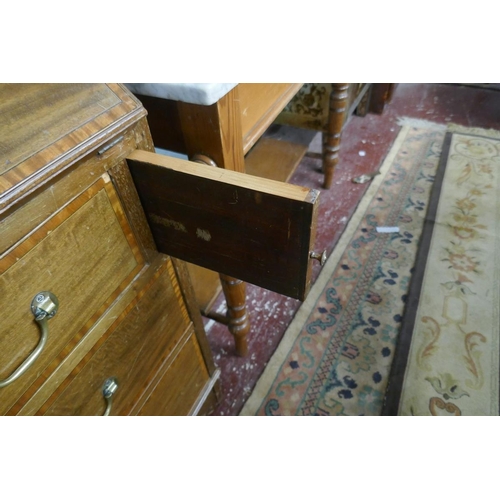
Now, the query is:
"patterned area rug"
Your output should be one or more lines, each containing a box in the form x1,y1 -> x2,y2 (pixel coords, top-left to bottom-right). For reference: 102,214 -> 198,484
241,123 -> 446,415
241,121 -> 500,416
383,129 -> 500,415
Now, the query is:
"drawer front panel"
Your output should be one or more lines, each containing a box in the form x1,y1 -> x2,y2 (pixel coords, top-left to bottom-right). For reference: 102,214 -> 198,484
127,150 -> 319,300
137,329 -> 210,416
42,260 -> 192,416
0,176 -> 144,414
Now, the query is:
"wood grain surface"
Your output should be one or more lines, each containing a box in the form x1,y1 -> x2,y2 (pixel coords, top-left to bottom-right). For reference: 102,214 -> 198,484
177,88 -> 246,172
237,83 -> 303,153
0,83 -> 145,215
42,260 -> 192,416
137,328 -> 210,416
127,150 -> 319,300
0,176 -> 143,414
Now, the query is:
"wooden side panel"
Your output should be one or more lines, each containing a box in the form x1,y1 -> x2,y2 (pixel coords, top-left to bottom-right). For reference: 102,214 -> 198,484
133,94 -> 187,152
127,150 -> 319,300
185,263 -> 221,313
137,329 -> 211,416
177,88 -> 246,173
237,83 -> 303,153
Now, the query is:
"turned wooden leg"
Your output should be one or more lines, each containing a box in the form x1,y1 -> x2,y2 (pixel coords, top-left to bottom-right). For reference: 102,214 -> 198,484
323,83 -> 350,189
219,274 -> 250,356
177,91 -> 251,355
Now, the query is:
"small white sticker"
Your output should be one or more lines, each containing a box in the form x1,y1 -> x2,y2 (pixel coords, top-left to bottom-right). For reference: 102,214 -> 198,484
376,227 -> 400,233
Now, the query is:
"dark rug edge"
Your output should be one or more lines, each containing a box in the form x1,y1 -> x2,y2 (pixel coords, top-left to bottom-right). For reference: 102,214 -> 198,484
381,131 -> 452,416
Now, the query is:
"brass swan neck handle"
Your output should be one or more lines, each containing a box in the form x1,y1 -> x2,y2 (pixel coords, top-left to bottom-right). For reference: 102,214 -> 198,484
0,292 -> 59,389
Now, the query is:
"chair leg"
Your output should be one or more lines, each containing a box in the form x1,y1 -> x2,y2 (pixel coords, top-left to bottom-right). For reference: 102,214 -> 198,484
323,83 -> 349,189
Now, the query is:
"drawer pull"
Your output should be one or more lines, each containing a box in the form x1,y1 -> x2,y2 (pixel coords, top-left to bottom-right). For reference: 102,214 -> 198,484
0,291 -> 59,388
102,377 -> 119,416
309,250 -> 327,266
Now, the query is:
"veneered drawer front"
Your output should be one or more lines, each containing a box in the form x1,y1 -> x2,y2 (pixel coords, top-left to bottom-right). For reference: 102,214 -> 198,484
41,260 -> 192,416
0,175 -> 144,414
137,328 -> 210,416
127,150 -> 320,301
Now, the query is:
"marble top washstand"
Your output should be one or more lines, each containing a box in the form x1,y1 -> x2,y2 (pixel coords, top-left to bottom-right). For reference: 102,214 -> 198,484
124,83 -> 237,106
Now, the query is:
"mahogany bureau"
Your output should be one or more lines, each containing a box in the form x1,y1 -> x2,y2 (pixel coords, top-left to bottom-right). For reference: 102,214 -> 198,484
0,84 -> 320,415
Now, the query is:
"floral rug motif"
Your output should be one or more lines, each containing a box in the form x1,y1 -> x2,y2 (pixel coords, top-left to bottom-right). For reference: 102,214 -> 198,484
384,131 -> 500,416
240,124 -> 446,416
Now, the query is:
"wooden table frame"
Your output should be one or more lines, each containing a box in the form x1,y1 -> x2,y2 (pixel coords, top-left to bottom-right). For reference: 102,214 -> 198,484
135,84 -> 308,356
132,83 -> 355,355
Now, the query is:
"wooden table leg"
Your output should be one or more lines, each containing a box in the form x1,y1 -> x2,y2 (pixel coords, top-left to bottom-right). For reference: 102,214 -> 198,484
178,89 -> 251,356
219,274 -> 250,356
323,83 -> 349,189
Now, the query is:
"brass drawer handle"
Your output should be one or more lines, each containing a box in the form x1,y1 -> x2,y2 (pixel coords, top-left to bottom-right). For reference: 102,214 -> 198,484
310,250 -> 327,266
102,377 -> 119,416
0,291 -> 59,389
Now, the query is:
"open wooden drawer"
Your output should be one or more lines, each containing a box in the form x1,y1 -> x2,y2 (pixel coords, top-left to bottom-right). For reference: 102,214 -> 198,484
126,150 -> 321,301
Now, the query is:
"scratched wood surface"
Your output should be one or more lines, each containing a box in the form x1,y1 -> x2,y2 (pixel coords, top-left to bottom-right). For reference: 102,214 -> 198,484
127,150 -> 319,300
0,83 -> 145,215
0,84 -> 119,174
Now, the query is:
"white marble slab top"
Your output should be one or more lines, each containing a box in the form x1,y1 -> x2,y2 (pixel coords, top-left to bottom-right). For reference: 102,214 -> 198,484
124,83 -> 238,106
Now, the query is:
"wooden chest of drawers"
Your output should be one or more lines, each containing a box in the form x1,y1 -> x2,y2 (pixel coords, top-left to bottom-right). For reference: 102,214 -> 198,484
0,84 -> 224,415
0,84 -> 321,415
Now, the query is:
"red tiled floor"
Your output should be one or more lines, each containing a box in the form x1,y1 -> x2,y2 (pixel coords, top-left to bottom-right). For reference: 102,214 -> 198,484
205,83 -> 500,416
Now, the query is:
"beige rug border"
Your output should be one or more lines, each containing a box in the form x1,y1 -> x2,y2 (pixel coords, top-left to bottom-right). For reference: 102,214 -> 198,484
396,116 -> 500,140
397,127 -> 500,415
240,124 -> 415,415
